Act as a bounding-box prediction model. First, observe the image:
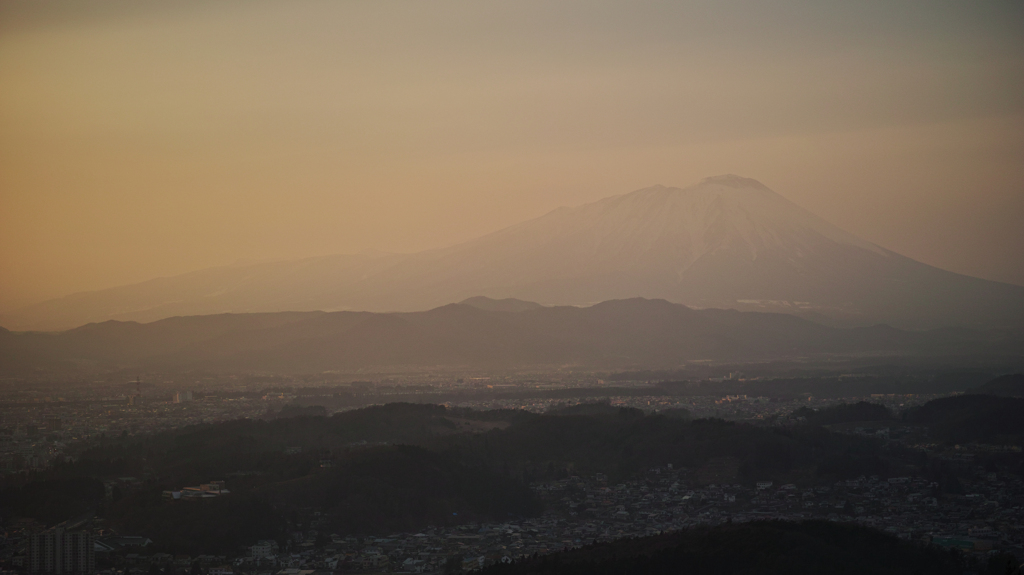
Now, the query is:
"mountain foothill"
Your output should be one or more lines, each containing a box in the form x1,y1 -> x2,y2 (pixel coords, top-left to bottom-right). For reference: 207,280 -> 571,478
1,297 -> 1022,375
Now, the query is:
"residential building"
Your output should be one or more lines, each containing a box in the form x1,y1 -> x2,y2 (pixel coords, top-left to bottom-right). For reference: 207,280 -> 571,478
27,528 -> 94,574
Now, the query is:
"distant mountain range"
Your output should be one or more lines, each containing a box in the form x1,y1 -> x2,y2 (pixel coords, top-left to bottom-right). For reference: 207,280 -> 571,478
1,297 -> 1020,374
4,175 -> 1023,331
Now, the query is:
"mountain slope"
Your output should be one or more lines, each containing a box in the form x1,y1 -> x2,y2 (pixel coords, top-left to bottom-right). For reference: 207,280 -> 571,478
4,175 -> 1023,331
459,296 -> 545,313
1,299 -> 1020,374
968,373 -> 1024,398
381,175 -> 1024,329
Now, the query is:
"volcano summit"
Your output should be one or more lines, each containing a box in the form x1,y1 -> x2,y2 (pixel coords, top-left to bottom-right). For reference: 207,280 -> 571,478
4,175 -> 1023,331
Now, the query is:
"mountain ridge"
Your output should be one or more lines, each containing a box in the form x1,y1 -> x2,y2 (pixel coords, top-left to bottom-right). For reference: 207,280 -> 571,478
1,298 -> 1021,375
4,175 -> 1023,331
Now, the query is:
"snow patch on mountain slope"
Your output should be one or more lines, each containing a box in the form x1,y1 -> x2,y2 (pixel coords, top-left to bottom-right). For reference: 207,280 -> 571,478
459,174 -> 887,280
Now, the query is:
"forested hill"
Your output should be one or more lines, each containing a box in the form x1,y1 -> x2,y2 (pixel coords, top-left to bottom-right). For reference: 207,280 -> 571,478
3,298 -> 1021,374
969,373 -> 1024,398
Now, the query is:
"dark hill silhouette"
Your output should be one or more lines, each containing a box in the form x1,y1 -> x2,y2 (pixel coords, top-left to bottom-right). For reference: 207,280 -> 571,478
969,373 -> 1024,398
904,394 -> 1024,444
1,299 -> 1021,374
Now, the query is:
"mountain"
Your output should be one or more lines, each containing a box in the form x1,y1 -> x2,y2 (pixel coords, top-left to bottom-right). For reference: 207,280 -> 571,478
1,299 -> 1020,374
968,373 -> 1024,398
905,393 -> 1024,444
459,296 -> 545,313
4,175 -> 1023,331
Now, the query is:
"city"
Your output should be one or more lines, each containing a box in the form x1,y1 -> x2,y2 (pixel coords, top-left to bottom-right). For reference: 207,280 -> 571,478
1,370 -> 1021,573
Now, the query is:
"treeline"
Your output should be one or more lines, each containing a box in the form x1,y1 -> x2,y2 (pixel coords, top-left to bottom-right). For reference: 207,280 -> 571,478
256,445 -> 541,535
68,403 -> 463,486
903,395 -> 1024,445
436,407 -> 892,484
99,445 -> 541,555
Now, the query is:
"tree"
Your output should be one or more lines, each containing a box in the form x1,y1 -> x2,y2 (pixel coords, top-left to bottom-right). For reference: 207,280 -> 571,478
444,555 -> 463,574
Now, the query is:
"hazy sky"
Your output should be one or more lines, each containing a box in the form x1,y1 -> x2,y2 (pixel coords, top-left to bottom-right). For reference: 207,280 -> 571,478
1,0 -> 1023,312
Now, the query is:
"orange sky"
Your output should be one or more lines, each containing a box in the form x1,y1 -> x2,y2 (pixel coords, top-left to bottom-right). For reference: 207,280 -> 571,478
1,0 -> 1023,312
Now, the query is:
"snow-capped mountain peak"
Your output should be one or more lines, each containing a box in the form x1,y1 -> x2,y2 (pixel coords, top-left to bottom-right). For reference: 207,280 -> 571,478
3,176 -> 1022,331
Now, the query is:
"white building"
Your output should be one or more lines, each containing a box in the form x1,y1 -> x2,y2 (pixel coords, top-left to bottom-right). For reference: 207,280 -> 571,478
250,540 -> 277,560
